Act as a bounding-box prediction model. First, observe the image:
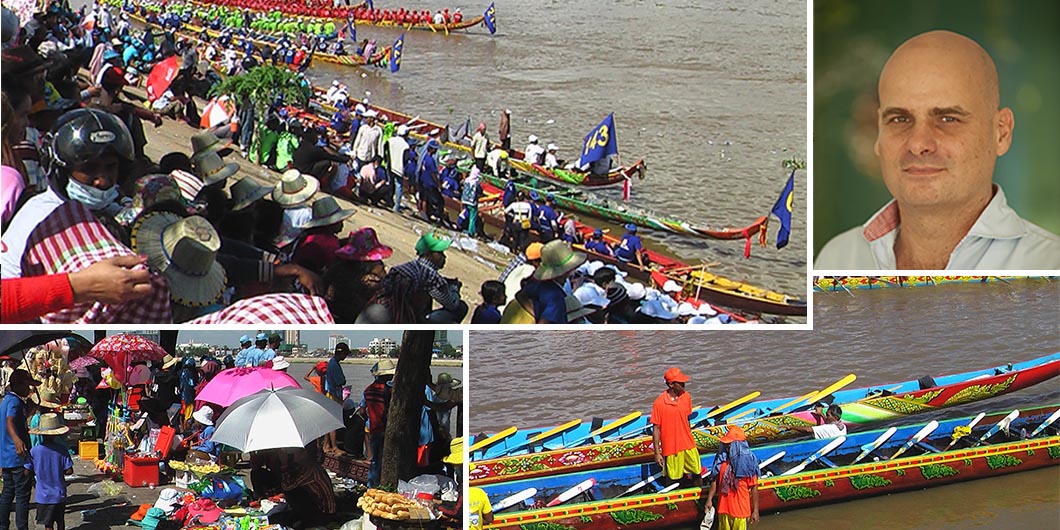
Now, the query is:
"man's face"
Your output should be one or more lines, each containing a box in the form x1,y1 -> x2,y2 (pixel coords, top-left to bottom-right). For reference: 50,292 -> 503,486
425,250 -> 446,270
874,32 -> 1013,212
667,380 -> 686,396
70,152 -> 120,189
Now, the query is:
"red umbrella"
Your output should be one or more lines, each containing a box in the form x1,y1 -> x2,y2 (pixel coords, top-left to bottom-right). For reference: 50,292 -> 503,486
88,334 -> 167,383
145,55 -> 180,103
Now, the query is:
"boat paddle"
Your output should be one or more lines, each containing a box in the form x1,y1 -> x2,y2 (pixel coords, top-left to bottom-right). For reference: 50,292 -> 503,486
469,426 -> 518,456
690,391 -> 762,428
564,412 -> 642,448
782,436 -> 847,476
492,487 -> 537,513
943,412 -> 987,450
890,420 -> 940,460
771,374 -> 857,416
758,450 -> 785,471
545,478 -> 596,507
972,410 -> 1020,447
502,419 -> 582,456
851,427 -> 899,465
830,276 -> 855,297
1028,408 -> 1060,438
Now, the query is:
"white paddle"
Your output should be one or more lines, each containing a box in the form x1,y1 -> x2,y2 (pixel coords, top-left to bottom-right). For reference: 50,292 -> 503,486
973,410 -> 1020,447
546,478 -> 596,507
1028,409 -> 1060,439
890,420 -> 939,460
783,436 -> 847,476
943,412 -> 987,450
492,487 -> 537,513
851,427 -> 898,465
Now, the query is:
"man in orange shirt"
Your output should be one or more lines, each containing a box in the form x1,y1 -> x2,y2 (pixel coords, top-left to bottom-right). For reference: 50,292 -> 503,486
704,425 -> 760,530
650,367 -> 702,487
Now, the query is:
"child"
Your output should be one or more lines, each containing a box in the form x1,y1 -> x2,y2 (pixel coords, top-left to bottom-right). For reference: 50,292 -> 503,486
27,413 -> 74,530
471,280 -> 506,324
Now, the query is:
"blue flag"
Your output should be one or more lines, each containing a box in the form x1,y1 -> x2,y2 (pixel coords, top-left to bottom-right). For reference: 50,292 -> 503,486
484,2 -> 497,34
577,113 -> 619,168
346,14 -> 355,44
770,170 -> 795,249
390,33 -> 404,73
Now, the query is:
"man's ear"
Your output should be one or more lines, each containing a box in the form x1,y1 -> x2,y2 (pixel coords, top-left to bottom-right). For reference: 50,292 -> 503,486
995,107 -> 1014,156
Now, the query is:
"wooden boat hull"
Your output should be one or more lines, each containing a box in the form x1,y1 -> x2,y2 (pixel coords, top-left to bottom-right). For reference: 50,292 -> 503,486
482,407 -> 1060,530
813,276 -> 1055,291
469,353 -> 1060,484
183,0 -> 486,32
652,270 -> 807,317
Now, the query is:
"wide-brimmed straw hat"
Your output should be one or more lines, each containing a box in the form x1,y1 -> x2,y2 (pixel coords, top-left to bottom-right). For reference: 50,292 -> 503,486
132,212 -> 226,307
30,389 -> 61,409
161,354 -> 180,370
270,356 -> 290,370
302,196 -> 356,229
118,174 -> 196,224
442,437 -> 463,465
335,227 -> 393,262
230,177 -> 272,211
29,413 -> 69,435
415,232 -> 451,256
192,151 -> 238,186
564,294 -> 595,322
373,358 -> 396,376
190,129 -> 233,161
533,240 -> 586,281
272,169 -> 319,207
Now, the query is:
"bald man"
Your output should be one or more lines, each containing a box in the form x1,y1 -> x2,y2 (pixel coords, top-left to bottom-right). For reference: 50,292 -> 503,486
816,30 -> 1060,270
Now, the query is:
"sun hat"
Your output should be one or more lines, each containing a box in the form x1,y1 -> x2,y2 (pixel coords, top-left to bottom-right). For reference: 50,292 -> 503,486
395,124 -> 409,136
354,103 -> 366,115
529,190 -> 540,201
30,389 -> 61,409
624,223 -> 638,233
363,109 -> 378,118
161,354 -> 180,370
270,356 -> 290,370
191,151 -> 238,186
187,498 -> 222,524
718,425 -> 747,443
229,176 -> 272,211
119,174 -> 195,223
153,488 -> 182,515
626,282 -> 647,301
316,361 -> 328,373
662,280 -> 682,293
426,139 -> 440,150
239,335 -> 252,345
335,227 -> 393,262
533,240 -> 586,281
374,358 -> 396,376
29,413 -> 69,435
442,437 -> 463,465
192,406 -> 214,426
415,232 -> 452,255
564,294 -> 596,322
677,302 -> 698,317
190,129 -> 232,161
547,143 -> 558,151
302,195 -> 356,229
132,213 -> 226,307
528,134 -> 538,143
524,242 -> 544,261
272,169 -> 319,207
256,333 -> 268,342
664,367 -> 690,383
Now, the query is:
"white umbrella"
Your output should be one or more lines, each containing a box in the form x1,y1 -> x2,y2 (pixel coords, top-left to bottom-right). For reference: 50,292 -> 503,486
211,387 -> 343,452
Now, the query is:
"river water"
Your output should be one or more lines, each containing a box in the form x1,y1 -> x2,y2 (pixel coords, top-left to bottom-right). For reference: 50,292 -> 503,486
303,0 -> 808,301
469,278 -> 1060,528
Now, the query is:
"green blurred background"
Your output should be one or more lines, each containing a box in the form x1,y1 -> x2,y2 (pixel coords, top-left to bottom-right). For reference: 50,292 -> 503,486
813,0 -> 1060,257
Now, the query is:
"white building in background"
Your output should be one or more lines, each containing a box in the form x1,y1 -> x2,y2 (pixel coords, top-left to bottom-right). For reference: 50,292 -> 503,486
328,334 -> 349,351
285,330 -> 300,347
368,337 -> 398,355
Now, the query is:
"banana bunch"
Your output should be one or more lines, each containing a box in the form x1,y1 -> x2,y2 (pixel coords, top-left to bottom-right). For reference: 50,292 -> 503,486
190,463 -> 224,475
356,489 -> 432,521
168,461 -> 188,471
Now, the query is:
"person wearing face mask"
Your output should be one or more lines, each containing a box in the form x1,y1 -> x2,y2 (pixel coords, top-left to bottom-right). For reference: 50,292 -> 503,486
0,108 -> 172,323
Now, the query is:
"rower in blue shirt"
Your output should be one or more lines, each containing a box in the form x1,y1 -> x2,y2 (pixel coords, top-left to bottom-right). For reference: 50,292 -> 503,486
584,228 -> 614,256
233,335 -> 253,367
419,140 -> 444,223
527,191 -> 542,231
439,156 -> 461,199
502,180 -> 517,207
614,223 -> 646,269
536,194 -> 560,242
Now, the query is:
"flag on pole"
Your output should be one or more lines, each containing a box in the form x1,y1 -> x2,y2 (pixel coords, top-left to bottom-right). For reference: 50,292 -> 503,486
389,33 -> 404,73
770,170 -> 796,249
345,13 -> 355,44
484,2 -> 497,34
576,113 -> 619,168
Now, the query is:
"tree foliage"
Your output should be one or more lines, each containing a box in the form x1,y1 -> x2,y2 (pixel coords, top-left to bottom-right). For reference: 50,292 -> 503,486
209,64 -> 310,116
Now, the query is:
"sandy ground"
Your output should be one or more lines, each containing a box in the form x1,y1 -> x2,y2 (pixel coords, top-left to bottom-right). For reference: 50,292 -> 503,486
127,83 -> 510,322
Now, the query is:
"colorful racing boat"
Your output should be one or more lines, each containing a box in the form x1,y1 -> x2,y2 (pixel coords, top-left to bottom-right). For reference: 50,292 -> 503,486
814,276 -> 1055,291
183,0 -> 487,33
479,405 -> 1060,530
469,352 -> 1060,484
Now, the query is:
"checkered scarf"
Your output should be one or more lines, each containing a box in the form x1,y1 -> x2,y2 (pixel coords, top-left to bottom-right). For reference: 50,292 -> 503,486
187,293 -> 334,324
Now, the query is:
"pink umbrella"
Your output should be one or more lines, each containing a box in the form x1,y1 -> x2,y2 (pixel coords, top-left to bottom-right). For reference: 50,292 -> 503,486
69,355 -> 100,370
88,334 -> 167,384
196,367 -> 301,407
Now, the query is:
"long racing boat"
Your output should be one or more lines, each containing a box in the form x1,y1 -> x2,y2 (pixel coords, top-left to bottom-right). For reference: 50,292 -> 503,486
479,405 -> 1060,530
814,276 -> 1055,291
469,352 -> 1060,484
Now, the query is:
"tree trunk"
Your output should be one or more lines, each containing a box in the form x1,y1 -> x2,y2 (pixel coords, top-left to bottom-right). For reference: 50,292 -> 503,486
94,331 -> 106,344
379,330 -> 434,488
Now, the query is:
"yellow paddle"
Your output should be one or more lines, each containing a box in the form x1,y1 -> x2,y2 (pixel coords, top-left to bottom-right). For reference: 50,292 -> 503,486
469,426 -> 517,454
770,374 -> 857,416
690,391 -> 762,428
526,419 -> 582,445
565,412 -> 642,448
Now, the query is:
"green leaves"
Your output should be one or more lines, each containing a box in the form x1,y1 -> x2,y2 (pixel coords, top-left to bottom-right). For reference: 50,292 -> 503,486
209,64 -> 310,116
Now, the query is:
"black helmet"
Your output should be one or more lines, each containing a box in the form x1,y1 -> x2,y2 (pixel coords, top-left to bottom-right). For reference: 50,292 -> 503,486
48,108 -> 134,172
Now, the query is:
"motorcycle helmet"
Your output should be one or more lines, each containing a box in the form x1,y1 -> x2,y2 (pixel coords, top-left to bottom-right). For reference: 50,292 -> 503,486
47,108 -> 134,173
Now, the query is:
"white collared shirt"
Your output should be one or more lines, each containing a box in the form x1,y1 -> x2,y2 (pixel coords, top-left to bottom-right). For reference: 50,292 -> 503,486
815,185 -> 1060,270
